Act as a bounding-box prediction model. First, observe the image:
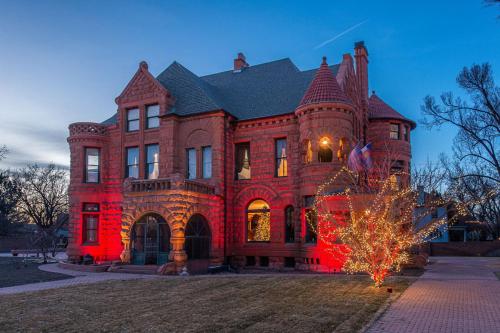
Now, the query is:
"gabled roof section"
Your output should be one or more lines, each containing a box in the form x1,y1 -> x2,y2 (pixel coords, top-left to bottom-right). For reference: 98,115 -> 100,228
298,57 -> 351,108
102,57 -> 342,124
115,61 -> 170,106
368,93 -> 416,129
156,61 -> 222,116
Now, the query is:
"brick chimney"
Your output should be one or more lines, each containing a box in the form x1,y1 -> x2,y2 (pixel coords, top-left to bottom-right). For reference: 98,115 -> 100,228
354,41 -> 369,103
233,52 -> 249,72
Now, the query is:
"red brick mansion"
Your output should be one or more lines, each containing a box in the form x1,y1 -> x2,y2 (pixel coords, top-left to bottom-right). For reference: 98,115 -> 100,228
67,41 -> 415,272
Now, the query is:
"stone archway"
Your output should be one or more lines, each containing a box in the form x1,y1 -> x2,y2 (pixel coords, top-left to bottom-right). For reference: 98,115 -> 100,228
130,214 -> 170,265
184,214 -> 211,260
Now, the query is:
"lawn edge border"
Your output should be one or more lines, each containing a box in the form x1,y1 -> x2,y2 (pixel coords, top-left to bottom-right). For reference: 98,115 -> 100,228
358,291 -> 403,333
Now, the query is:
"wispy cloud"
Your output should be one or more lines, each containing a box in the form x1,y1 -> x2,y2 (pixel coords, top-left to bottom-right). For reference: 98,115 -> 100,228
314,20 -> 368,50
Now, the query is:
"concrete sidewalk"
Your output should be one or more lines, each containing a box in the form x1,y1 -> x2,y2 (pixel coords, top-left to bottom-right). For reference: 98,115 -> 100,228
367,257 -> 500,333
0,263 -> 160,295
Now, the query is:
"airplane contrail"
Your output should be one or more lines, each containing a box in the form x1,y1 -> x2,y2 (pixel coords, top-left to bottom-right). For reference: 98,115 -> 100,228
314,20 -> 368,50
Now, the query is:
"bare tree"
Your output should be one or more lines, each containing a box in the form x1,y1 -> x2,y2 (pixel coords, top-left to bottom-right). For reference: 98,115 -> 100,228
0,146 -> 21,236
422,63 -> 499,236
15,164 -> 69,262
0,145 -> 7,161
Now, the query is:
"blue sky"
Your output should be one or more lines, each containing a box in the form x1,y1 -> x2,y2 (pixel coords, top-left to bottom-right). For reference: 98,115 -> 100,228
0,0 -> 498,168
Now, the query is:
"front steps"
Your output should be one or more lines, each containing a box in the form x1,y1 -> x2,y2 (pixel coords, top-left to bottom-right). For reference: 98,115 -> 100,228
109,264 -> 159,275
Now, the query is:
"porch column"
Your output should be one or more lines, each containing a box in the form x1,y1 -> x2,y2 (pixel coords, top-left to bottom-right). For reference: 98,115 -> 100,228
170,228 -> 187,271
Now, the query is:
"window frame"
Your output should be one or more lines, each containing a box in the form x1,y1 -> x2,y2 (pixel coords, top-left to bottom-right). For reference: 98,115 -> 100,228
126,108 -> 140,132
145,104 -> 160,129
284,205 -> 295,243
125,146 -> 140,178
202,146 -> 212,179
246,199 -> 271,243
403,125 -> 409,141
82,203 -> 99,245
390,123 -> 400,140
186,148 -> 197,179
235,142 -> 251,180
145,143 -> 159,180
275,138 -> 288,177
84,147 -> 100,184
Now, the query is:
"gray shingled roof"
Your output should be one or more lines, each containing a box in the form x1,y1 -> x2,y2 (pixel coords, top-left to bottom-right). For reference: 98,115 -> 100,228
101,59 -> 339,124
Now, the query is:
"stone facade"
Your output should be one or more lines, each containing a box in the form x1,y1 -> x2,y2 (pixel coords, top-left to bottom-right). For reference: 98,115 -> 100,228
67,42 -> 415,273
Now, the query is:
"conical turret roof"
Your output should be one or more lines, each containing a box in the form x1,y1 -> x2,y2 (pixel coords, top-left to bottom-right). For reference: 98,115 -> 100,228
298,57 -> 351,107
368,92 -> 416,129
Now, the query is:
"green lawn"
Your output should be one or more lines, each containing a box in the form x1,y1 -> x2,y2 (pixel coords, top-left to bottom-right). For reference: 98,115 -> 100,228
0,257 -> 71,288
0,275 -> 410,333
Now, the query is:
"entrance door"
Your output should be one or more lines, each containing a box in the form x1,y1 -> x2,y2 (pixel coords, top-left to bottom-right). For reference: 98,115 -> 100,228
131,214 -> 170,265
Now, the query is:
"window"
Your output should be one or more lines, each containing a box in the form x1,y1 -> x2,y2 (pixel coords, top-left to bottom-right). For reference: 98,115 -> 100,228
337,137 -> 348,162
318,137 -> 333,162
247,199 -> 270,242
202,146 -> 212,179
127,108 -> 140,132
126,147 -> 139,178
186,148 -> 196,179
275,138 -> 287,177
403,126 -> 409,141
235,143 -> 251,180
82,203 -> 99,244
145,144 -> 159,179
85,148 -> 100,183
390,123 -> 400,140
146,105 -> 160,129
305,140 -> 313,164
285,206 -> 294,243
304,196 -> 317,243
389,160 -> 405,190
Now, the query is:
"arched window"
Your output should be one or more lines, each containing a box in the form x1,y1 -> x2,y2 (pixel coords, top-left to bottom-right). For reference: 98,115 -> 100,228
318,137 -> 333,162
284,206 -> 294,243
247,199 -> 270,242
185,214 -> 211,259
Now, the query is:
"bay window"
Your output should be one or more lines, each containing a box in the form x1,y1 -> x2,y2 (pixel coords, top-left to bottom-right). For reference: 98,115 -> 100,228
85,148 -> 100,183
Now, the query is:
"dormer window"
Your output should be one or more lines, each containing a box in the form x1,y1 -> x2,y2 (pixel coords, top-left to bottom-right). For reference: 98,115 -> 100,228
127,108 -> 140,132
146,105 -> 160,129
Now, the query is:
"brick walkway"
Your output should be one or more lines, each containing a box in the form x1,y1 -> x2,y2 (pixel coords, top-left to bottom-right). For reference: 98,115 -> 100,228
0,263 -> 160,295
368,257 -> 500,333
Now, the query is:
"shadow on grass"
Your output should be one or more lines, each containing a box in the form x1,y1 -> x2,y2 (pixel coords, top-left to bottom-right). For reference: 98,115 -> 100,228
0,257 -> 72,288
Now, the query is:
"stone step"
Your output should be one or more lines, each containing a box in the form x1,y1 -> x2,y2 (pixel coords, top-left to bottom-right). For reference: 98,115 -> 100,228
111,265 -> 159,275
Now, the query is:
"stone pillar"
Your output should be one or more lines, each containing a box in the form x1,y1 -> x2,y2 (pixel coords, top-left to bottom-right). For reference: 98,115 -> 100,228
120,236 -> 131,263
170,228 -> 187,271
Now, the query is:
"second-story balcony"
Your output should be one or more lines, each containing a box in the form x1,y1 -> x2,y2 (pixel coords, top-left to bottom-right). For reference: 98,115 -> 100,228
125,177 -> 216,196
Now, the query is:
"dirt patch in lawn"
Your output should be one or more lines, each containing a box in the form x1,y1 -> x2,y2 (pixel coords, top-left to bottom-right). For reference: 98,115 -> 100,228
0,257 -> 72,288
0,274 -> 409,333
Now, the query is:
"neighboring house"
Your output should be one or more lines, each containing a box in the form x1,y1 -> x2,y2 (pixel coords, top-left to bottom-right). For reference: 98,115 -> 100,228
415,187 -> 490,243
67,42 -> 415,271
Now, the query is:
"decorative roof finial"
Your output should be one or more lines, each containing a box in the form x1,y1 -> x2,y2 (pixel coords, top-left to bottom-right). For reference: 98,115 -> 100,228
140,61 -> 148,70
322,56 -> 327,65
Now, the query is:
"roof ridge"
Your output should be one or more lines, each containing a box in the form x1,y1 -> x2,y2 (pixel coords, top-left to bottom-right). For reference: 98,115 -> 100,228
201,58 -> 298,78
